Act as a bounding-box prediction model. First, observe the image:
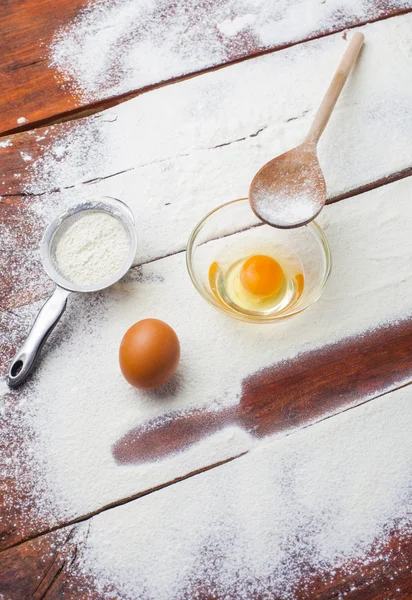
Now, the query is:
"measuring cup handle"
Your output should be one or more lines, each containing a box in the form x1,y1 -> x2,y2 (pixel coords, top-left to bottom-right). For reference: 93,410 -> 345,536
7,286 -> 70,388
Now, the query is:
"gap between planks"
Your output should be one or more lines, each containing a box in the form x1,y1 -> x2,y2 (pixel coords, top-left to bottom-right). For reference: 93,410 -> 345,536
3,165 -> 412,317
2,379 -> 411,555
135,163 -> 412,267
1,7 -> 412,139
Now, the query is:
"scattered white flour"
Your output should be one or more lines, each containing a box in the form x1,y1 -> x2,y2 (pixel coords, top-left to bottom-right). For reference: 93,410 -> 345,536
2,16 -> 412,537
217,13 -> 257,36
20,151 -> 33,162
17,116 -> 28,124
55,211 -> 130,286
1,12 -> 412,595
0,15 -> 407,312
74,389 -> 411,599
0,380 -> 9,398
2,181 -> 412,548
5,15 -> 411,278
49,0 -> 411,101
0,139 -> 12,148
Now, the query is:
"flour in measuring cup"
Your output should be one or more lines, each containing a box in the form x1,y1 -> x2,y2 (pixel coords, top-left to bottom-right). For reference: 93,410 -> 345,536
55,211 -> 130,286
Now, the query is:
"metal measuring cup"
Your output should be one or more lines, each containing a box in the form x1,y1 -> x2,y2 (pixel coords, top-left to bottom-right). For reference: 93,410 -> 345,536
7,196 -> 138,388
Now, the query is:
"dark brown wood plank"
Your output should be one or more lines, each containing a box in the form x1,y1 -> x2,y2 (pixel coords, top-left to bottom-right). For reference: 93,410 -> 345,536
3,164 -> 412,315
1,13 -> 411,584
1,0 -> 89,134
1,0 -> 411,135
0,5 -> 410,596
299,528 -> 412,600
0,496 -> 410,599
0,526 -> 79,600
2,170 -> 412,550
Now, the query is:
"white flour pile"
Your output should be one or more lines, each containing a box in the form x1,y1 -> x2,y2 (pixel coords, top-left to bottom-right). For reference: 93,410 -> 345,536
253,185 -> 322,227
55,211 -> 130,286
49,0 -> 411,101
74,389 -> 411,599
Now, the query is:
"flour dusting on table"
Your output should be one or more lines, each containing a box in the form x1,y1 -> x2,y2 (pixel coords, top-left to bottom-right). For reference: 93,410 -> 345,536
4,16 -> 412,309
2,181 -> 412,547
1,12 -> 412,592
217,13 -> 257,36
49,0 -> 411,101
73,390 -> 411,598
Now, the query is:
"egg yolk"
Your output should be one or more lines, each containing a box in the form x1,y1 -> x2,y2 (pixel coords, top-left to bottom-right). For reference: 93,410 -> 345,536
240,255 -> 284,297
295,273 -> 305,296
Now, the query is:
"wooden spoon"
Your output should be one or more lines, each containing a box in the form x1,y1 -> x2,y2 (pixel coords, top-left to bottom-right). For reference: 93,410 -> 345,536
249,32 -> 364,229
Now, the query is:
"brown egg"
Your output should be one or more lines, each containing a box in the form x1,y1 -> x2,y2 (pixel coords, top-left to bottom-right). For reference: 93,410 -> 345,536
119,319 -> 180,389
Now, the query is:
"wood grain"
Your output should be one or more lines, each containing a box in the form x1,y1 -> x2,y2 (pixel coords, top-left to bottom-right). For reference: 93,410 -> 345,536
1,0 -> 89,134
1,316 -> 411,551
1,1 -> 411,136
0,525 -> 87,600
113,317 -> 412,464
180,529 -> 412,600
0,483 -> 410,599
3,13 -> 412,315
2,174 -> 412,550
1,5 -> 412,594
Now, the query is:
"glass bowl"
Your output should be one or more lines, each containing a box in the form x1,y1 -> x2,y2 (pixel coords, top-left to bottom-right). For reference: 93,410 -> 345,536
186,198 -> 331,323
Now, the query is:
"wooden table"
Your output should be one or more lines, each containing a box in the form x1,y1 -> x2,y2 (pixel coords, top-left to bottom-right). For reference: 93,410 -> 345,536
1,2 -> 411,598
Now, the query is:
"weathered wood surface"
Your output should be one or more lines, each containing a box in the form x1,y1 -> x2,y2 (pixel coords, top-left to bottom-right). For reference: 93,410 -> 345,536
2,14 -> 412,315
0,516 -> 410,599
0,387 -> 410,599
1,0 -> 89,134
1,4 -> 412,598
113,317 -> 412,464
1,0 -> 411,135
2,175 -> 412,551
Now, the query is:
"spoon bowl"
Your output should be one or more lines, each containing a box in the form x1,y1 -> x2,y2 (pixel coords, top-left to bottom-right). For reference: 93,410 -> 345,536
250,143 -> 326,228
249,32 -> 364,228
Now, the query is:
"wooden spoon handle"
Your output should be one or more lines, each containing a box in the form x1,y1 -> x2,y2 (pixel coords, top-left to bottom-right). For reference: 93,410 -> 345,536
306,31 -> 364,145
